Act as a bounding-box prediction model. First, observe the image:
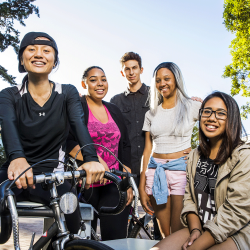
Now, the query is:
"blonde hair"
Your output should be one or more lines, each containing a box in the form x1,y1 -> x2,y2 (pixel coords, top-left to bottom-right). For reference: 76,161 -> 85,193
149,62 -> 191,136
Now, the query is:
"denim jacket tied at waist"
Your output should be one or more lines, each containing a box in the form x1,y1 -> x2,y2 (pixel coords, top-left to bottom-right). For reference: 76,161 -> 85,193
148,156 -> 187,205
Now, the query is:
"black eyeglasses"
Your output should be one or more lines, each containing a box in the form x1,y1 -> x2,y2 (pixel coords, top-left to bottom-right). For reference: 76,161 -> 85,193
199,108 -> 227,120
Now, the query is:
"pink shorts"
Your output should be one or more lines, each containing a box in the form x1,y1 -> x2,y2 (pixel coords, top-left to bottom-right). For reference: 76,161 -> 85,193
145,157 -> 187,196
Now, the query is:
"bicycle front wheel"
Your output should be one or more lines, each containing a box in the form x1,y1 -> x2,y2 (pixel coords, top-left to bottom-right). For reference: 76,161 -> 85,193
128,216 -> 145,238
128,215 -> 153,240
64,239 -> 114,250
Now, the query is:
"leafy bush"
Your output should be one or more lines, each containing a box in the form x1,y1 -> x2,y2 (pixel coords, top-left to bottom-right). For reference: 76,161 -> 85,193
191,122 -> 199,149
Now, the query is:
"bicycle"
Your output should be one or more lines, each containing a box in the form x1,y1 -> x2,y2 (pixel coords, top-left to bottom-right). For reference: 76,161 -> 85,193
67,157 -> 139,242
0,163 -> 130,250
110,169 -> 154,240
67,144 -> 155,241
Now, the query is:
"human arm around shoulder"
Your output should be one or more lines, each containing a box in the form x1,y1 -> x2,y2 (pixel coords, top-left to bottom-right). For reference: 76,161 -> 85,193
191,96 -> 203,103
190,99 -> 202,122
0,87 -> 33,189
65,85 -> 105,188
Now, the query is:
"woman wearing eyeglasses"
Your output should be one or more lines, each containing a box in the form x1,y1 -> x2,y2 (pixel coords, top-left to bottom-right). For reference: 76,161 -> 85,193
139,62 -> 202,237
152,91 -> 250,250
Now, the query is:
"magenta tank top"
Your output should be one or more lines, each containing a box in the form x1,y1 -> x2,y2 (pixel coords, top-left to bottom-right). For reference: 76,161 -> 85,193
87,105 -> 121,187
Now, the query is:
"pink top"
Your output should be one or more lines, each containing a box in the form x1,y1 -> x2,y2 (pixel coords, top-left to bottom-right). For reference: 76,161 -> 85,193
87,105 -> 121,187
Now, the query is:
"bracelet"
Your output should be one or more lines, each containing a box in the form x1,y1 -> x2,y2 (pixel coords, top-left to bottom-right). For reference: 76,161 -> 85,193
190,228 -> 202,235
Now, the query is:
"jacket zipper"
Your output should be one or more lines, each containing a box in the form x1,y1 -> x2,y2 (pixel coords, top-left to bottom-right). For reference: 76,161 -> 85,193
214,160 -> 240,211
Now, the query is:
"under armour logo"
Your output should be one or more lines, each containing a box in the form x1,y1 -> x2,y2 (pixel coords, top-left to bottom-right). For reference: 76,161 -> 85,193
39,112 -> 45,116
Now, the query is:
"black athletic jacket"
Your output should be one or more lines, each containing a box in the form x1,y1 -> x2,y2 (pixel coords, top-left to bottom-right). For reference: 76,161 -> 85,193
0,82 -> 98,174
66,96 -> 131,171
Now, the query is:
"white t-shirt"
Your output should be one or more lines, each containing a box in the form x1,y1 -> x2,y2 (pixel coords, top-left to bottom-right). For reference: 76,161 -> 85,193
142,100 -> 201,154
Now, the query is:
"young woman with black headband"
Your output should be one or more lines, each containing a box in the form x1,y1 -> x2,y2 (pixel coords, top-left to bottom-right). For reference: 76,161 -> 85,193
0,32 -> 105,233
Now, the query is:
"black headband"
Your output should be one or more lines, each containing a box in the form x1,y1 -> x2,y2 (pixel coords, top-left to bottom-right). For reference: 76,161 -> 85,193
29,40 -> 54,47
18,32 -> 59,73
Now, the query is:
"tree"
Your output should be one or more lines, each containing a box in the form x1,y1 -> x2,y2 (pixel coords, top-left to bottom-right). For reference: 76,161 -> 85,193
223,0 -> 250,119
191,122 -> 199,149
0,0 -> 39,86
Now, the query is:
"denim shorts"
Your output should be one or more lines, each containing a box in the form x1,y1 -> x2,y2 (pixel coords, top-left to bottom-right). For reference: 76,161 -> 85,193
145,157 -> 187,196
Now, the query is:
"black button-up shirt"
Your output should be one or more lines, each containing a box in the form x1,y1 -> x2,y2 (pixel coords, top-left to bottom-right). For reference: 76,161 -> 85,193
110,83 -> 149,175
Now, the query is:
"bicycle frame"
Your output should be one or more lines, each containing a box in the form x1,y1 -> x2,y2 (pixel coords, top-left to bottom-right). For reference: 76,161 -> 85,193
1,170 -> 127,250
7,181 -> 83,250
108,169 -> 154,240
129,207 -> 153,240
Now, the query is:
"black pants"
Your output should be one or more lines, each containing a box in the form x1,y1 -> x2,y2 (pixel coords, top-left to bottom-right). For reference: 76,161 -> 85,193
82,183 -> 129,241
0,169 -> 81,233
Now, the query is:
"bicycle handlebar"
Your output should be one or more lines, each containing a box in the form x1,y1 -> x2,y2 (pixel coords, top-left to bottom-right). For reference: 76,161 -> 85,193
110,169 -> 137,178
35,170 -> 128,215
0,170 -> 128,216
110,169 -> 140,219
0,170 -> 128,246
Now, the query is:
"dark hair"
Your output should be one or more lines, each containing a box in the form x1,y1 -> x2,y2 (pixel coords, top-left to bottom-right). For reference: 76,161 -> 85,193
198,91 -> 246,165
82,66 -> 105,81
18,32 -> 59,93
120,52 -> 142,68
18,32 -> 59,73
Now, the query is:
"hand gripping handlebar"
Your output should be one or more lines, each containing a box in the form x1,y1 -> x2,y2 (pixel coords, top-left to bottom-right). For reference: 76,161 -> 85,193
33,170 -> 128,215
0,170 -> 128,215
0,170 -> 128,245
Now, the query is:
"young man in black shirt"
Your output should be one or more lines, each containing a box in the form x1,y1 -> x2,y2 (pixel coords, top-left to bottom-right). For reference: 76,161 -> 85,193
110,52 -> 149,187
111,52 -> 162,240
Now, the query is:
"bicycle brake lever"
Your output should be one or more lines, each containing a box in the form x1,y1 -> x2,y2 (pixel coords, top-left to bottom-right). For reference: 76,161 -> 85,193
80,177 -> 86,193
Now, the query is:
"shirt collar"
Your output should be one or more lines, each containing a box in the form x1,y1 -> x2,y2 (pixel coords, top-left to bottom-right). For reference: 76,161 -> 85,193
124,83 -> 147,96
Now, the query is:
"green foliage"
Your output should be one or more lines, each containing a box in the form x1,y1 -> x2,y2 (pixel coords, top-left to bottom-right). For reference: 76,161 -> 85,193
0,0 -> 39,85
0,65 -> 16,85
223,0 -> 250,118
191,122 -> 199,149
241,102 -> 250,119
0,143 -> 6,167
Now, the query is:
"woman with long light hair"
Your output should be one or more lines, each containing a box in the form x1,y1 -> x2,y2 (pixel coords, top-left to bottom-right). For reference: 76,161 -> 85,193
139,62 -> 201,237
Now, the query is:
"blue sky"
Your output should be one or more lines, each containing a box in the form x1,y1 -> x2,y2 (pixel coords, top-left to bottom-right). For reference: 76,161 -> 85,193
1,0 -> 249,130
